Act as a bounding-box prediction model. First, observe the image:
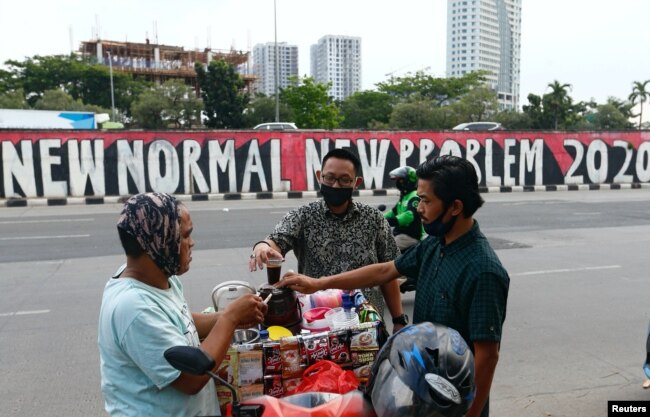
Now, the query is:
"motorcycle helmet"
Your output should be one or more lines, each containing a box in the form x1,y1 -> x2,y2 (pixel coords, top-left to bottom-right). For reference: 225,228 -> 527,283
367,322 -> 475,417
389,166 -> 417,193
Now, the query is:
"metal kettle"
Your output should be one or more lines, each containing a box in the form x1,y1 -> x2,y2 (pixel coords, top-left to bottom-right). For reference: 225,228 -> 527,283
211,280 -> 256,311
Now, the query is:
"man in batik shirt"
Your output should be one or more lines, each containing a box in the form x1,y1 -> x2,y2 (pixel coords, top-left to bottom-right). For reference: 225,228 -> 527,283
249,148 -> 408,331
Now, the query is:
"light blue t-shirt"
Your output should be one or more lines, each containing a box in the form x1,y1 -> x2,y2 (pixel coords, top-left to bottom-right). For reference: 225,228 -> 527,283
98,274 -> 219,417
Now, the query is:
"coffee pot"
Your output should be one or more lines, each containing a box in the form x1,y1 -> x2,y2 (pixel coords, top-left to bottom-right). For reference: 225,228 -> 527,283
258,283 -> 302,334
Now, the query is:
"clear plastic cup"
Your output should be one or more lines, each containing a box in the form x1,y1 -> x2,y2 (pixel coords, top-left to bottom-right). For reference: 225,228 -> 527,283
324,307 -> 344,329
331,310 -> 360,329
266,258 -> 283,285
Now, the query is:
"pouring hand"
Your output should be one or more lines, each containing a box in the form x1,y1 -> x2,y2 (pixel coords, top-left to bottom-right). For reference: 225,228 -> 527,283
249,244 -> 284,272
275,271 -> 322,294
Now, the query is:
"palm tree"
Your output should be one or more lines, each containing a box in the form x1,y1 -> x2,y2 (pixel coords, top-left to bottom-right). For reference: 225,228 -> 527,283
629,80 -> 650,129
545,80 -> 572,129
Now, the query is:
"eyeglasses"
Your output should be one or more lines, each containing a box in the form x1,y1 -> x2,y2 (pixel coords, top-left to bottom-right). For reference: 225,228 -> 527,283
321,174 -> 356,187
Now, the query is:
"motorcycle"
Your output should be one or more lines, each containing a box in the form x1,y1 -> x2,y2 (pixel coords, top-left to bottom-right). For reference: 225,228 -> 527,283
377,204 -> 418,294
165,345 -> 377,417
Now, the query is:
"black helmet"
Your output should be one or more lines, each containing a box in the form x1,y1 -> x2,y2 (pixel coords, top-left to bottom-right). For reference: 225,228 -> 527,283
368,322 -> 475,417
389,166 -> 417,193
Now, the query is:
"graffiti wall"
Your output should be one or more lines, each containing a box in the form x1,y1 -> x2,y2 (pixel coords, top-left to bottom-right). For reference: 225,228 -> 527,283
1,130 -> 650,198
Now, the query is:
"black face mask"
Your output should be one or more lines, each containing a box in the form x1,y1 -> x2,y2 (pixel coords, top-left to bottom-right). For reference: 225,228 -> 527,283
320,183 -> 353,207
423,206 -> 457,237
395,179 -> 415,194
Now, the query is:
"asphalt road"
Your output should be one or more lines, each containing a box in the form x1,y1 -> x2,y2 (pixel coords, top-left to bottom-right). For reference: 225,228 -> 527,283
1,189 -> 650,416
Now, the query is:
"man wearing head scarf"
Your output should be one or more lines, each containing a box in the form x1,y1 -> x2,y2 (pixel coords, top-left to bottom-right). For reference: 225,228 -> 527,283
98,193 -> 267,417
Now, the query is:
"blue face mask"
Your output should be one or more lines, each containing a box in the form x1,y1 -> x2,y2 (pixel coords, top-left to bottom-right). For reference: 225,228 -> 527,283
423,206 -> 457,237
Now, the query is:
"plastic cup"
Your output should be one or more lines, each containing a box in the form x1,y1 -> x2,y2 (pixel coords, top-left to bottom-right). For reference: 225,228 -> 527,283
331,313 -> 360,330
324,307 -> 344,329
266,258 -> 283,285
330,309 -> 360,329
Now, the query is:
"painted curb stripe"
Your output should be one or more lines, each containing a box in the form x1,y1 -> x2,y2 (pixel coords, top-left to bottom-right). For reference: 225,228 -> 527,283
2,184 -> 649,207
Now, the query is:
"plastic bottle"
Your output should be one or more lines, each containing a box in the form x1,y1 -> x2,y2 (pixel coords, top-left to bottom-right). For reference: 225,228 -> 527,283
342,292 -> 354,312
259,329 -> 270,343
333,292 -> 360,329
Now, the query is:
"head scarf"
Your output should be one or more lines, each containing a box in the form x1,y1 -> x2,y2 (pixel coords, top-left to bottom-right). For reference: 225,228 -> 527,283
117,192 -> 181,277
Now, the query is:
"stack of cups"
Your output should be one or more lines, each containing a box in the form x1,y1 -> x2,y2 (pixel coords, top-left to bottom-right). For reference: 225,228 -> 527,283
327,307 -> 360,330
324,307 -> 344,329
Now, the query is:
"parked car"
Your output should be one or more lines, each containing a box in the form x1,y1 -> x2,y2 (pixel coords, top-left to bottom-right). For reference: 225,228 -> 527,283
253,122 -> 298,131
452,122 -> 503,131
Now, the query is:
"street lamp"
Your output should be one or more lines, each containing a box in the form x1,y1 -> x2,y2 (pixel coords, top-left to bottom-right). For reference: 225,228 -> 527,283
274,0 -> 280,122
106,49 -> 116,122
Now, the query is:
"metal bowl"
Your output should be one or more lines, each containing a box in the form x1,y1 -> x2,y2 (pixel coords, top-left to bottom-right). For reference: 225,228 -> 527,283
232,328 -> 260,344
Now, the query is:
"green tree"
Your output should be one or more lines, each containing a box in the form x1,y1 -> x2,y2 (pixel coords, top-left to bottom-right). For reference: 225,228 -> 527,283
33,88 -> 109,114
158,79 -> 203,129
389,100 -> 438,129
629,80 -> 650,129
563,100 -> 591,130
1,54 -> 146,118
604,97 -> 635,121
494,110 -> 532,130
195,59 -> 249,129
68,62 -> 142,116
0,68 -> 20,93
522,93 -> 546,129
243,94 -> 292,127
522,82 -> 584,130
544,80 -> 573,129
450,86 -> 498,123
339,90 -> 393,129
0,88 -> 29,109
33,89 -> 80,110
377,70 -> 487,106
584,98 -> 634,130
130,88 -> 169,129
281,77 -> 342,129
130,80 -> 203,129
591,103 -> 633,130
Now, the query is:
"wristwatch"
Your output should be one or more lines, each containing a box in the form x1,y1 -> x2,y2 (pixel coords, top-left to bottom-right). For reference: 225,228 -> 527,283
392,314 -> 409,326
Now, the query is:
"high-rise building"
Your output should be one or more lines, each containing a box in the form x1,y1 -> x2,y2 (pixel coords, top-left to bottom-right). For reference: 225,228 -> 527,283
310,35 -> 362,101
446,0 -> 522,110
252,42 -> 299,96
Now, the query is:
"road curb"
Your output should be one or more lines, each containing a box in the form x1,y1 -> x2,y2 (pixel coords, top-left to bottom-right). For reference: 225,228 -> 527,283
2,183 -> 649,207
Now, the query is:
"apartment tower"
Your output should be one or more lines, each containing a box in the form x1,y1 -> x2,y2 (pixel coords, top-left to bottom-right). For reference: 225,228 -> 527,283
446,0 -> 522,110
310,35 -> 362,101
252,42 -> 299,96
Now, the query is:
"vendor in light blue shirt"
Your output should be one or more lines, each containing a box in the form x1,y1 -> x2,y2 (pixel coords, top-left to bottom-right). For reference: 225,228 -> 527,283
98,193 -> 267,417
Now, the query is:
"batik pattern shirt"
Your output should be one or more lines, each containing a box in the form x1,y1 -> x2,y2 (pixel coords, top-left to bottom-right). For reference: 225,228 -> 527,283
267,199 -> 399,315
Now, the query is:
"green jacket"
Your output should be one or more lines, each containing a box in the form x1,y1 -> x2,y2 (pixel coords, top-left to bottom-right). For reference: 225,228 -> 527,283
384,190 -> 424,240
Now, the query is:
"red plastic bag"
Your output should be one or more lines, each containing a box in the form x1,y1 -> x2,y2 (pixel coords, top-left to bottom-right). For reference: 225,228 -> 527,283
287,360 -> 360,395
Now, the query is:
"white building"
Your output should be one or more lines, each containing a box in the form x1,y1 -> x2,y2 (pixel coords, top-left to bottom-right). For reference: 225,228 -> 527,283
446,0 -> 522,110
252,42 -> 299,96
310,35 -> 362,101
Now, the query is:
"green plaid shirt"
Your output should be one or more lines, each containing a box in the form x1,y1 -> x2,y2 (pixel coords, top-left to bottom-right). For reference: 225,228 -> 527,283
395,221 -> 509,346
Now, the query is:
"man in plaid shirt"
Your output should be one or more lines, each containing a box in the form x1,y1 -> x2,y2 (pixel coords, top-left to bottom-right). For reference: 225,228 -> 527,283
279,155 -> 509,417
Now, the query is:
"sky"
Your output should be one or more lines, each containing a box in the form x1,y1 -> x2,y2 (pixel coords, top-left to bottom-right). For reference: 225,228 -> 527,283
1,0 -> 649,106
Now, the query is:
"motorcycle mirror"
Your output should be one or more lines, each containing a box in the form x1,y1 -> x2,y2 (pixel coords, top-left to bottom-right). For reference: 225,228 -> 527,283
164,346 -> 215,375
377,204 -> 386,212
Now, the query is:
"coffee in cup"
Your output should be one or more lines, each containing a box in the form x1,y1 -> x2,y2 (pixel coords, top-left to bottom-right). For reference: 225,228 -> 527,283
266,258 -> 283,285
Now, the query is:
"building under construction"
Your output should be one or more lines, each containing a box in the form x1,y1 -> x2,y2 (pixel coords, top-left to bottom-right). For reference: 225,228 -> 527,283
79,39 -> 256,93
